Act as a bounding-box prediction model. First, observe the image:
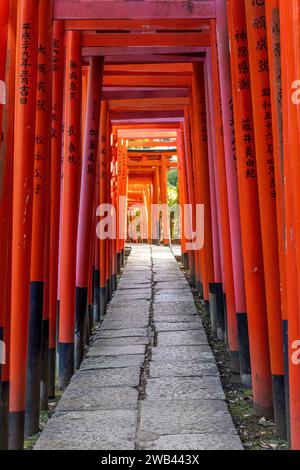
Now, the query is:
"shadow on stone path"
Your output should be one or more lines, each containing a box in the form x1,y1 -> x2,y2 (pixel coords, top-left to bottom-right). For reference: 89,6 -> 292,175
35,245 -> 243,450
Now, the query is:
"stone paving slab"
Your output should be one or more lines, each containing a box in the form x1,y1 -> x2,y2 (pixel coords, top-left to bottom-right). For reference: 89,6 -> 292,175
138,399 -> 239,442
86,345 -> 146,357
71,367 -> 141,388
153,314 -> 201,323
154,281 -> 189,289
35,410 -> 137,450
93,336 -> 149,346
118,284 -> 151,290
112,291 -> 152,301
106,306 -> 149,316
149,360 -> 218,378
101,319 -> 149,330
80,354 -> 145,370
56,385 -> 139,412
145,377 -> 225,401
139,434 -> 243,451
154,322 -> 203,332
118,278 -> 151,285
154,293 -> 194,303
156,330 -> 208,346
153,302 -> 197,315
109,298 -> 151,308
151,345 -> 213,362
96,328 -> 148,338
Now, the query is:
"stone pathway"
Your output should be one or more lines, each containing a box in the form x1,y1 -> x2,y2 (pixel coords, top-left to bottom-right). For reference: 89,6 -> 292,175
35,245 -> 242,450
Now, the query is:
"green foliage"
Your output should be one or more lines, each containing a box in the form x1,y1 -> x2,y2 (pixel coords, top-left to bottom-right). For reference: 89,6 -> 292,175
168,168 -> 178,187
168,185 -> 178,206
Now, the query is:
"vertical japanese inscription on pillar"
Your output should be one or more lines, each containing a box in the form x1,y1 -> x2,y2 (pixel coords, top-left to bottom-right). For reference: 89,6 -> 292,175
19,23 -> 33,106
86,101 -> 98,177
51,34 -> 62,157
248,6 -> 276,198
66,60 -> 80,167
34,39 -> 47,197
233,23 -> 257,181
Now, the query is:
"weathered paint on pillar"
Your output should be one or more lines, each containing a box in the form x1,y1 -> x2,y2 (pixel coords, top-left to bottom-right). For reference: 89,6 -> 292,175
48,19 -> 64,399
0,0 -> 17,450
99,100 -> 108,318
204,50 -> 225,341
58,30 -> 82,389
9,0 -> 39,450
26,0 -> 53,436
245,0 -> 285,430
227,0 -> 273,418
280,0 -> 300,450
210,19 -> 239,371
75,56 -> 103,369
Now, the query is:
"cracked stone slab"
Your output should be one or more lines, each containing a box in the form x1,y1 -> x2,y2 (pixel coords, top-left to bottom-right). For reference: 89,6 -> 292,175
153,302 -> 197,316
101,319 -> 149,330
56,385 -> 139,412
154,282 -> 189,289
118,278 -> 151,285
109,299 -> 151,308
153,314 -> 201,323
70,367 -> 141,388
106,307 -> 149,317
96,328 -> 148,338
154,275 -> 184,282
154,322 -> 203,332
138,399 -> 238,442
112,291 -> 152,301
80,354 -> 145,369
35,409 -> 137,450
154,293 -> 194,303
93,336 -> 149,347
87,345 -> 146,357
149,360 -> 218,378
118,284 -> 151,290
145,376 -> 225,400
151,345 -> 213,362
156,330 -> 208,346
139,434 -> 243,451
154,287 -> 191,295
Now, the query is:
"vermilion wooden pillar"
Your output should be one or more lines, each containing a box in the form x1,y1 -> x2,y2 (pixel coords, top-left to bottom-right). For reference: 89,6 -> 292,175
204,51 -> 225,340
93,167 -> 101,325
216,0 -> 249,383
106,130 -> 113,301
245,0 -> 285,432
48,19 -> 64,399
266,0 -> 289,440
183,111 -> 197,288
210,19 -> 240,372
177,129 -> 188,267
111,130 -> 118,291
192,64 -> 214,314
0,0 -> 17,450
25,0 -> 53,436
9,0 -> 39,450
152,166 -> 160,244
280,0 -> 300,450
0,0 -> 9,148
75,56 -> 103,369
160,156 -> 169,246
227,0 -> 273,418
58,30 -> 82,389
99,100 -> 108,318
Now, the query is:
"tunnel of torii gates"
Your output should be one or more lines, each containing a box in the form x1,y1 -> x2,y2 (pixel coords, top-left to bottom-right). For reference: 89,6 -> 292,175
1,0 -> 300,452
